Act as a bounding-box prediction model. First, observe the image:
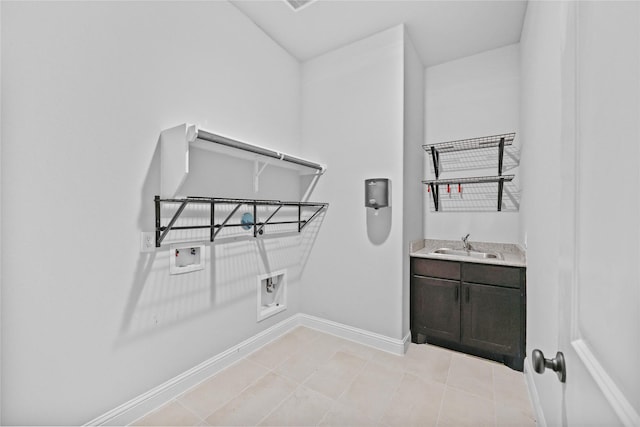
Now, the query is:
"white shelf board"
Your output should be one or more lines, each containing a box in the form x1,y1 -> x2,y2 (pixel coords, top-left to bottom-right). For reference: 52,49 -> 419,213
160,123 -> 325,198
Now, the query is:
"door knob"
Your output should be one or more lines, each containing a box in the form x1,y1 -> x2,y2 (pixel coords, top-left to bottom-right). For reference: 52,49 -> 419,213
532,349 -> 566,383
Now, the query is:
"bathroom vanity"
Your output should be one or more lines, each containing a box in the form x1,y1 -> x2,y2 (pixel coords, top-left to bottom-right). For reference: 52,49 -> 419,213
410,239 -> 526,371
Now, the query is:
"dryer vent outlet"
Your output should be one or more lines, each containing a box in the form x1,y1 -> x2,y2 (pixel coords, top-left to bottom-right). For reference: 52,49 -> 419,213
257,270 -> 287,322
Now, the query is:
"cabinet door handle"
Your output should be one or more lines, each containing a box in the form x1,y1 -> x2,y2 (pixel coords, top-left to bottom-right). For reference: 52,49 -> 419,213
465,287 -> 470,302
454,287 -> 459,302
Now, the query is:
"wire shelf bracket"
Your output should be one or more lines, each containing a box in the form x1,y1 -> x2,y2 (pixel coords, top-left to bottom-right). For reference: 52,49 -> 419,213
154,196 -> 328,247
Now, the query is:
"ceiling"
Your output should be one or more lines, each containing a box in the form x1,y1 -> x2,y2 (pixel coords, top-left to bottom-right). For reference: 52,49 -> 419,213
230,0 -> 528,67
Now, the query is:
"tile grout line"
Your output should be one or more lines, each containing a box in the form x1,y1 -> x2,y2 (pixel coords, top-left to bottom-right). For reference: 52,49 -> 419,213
333,354 -> 372,401
253,379 -> 301,426
137,329 -> 534,426
242,332 -> 332,425
131,356 -> 262,426
174,399 -> 209,426
204,329 -> 319,424
311,349 -> 373,425
315,397 -> 337,427
434,350 -> 455,427
165,329 -> 316,425
334,356 -> 384,423
259,329 -> 342,427
445,353 -> 500,401
196,359 -> 272,423
375,368 -> 409,426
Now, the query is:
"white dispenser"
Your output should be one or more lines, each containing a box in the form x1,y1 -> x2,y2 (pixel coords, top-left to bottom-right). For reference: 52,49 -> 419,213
364,178 -> 390,209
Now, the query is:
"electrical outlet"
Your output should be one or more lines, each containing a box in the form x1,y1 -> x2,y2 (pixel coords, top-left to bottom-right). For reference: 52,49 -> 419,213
140,232 -> 156,252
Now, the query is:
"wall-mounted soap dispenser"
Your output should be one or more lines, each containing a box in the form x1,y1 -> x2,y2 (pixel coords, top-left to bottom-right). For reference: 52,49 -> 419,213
365,178 -> 390,209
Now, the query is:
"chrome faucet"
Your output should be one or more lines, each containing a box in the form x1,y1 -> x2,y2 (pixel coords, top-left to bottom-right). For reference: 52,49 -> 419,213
462,233 -> 471,251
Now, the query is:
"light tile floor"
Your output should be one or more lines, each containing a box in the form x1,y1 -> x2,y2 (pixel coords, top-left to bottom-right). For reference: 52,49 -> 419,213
132,327 -> 536,426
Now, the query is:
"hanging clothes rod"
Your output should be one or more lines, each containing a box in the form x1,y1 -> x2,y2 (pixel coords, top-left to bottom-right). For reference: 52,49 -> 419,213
195,129 -> 325,172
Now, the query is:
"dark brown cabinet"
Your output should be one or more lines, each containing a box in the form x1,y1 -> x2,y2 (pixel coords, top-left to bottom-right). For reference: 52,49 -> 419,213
411,276 -> 460,342
461,282 -> 521,354
410,257 -> 526,371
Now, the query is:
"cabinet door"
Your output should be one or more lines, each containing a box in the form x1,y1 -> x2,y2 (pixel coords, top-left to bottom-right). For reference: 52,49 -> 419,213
411,276 -> 460,343
461,282 -> 521,355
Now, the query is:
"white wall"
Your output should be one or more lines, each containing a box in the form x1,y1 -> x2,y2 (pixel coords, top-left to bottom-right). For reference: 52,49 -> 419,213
519,2 -> 563,425
424,44 -> 520,243
402,32 -> 425,338
1,2 -> 307,424
0,2 -> 3,421
300,26 -> 406,340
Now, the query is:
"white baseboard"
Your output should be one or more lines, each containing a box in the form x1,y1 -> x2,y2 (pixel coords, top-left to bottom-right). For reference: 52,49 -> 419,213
85,313 -> 406,426
298,314 -> 408,356
85,315 -> 300,426
402,331 -> 411,353
524,356 -> 547,427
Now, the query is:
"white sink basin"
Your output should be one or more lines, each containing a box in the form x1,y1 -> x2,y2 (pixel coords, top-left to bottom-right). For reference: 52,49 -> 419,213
431,248 -> 502,260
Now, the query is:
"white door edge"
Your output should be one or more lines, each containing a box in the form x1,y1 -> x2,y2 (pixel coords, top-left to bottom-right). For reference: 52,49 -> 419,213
572,339 -> 640,427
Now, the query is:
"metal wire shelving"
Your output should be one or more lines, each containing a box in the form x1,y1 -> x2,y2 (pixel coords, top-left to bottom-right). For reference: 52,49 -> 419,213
423,133 -> 519,175
154,196 -> 328,247
423,133 -> 520,212
422,176 -> 520,212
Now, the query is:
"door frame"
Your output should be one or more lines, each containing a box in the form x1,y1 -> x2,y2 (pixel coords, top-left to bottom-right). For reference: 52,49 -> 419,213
0,1 -> 4,420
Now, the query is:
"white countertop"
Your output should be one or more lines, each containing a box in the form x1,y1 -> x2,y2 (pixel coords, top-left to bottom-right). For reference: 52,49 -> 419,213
410,239 -> 526,268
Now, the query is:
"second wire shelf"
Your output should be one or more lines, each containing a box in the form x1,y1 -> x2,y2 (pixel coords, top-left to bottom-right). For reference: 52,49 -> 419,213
422,175 -> 519,212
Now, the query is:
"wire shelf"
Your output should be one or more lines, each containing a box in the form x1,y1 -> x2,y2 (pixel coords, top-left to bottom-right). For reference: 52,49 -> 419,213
154,196 -> 328,247
423,133 -> 516,153
427,145 -> 520,175
422,175 -> 514,186
422,132 -> 519,212
424,179 -> 520,213
423,133 -> 519,175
